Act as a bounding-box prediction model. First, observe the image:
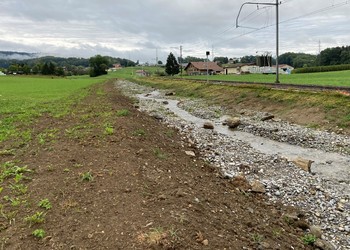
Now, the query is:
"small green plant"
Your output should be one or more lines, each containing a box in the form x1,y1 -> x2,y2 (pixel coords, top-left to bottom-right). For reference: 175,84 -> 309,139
9,183 -> 27,195
38,199 -> 52,210
0,149 -> 15,156
104,123 -> 114,135
32,229 -> 46,239
3,196 -> 21,207
24,212 -> 45,227
302,234 -> 316,245
133,129 -> 146,136
0,162 -> 32,181
153,148 -> 167,160
81,172 -> 93,181
165,130 -> 174,137
72,163 -> 83,168
272,228 -> 281,238
47,165 -> 54,172
251,233 -> 263,243
116,109 -> 130,117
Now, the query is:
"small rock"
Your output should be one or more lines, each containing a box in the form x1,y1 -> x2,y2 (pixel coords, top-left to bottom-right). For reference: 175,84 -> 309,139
152,113 -> 163,120
202,239 -> 209,246
185,151 -> 196,157
165,92 -> 175,96
336,201 -> 345,212
261,114 -> 275,121
309,225 -> 323,238
283,213 -> 299,221
158,194 -> 167,200
295,220 -> 309,230
259,242 -> 271,249
162,101 -> 169,105
203,122 -> 214,130
251,180 -> 266,193
314,239 -> 336,250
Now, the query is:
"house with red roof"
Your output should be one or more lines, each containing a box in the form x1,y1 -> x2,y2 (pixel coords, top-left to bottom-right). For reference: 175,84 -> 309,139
184,62 -> 224,75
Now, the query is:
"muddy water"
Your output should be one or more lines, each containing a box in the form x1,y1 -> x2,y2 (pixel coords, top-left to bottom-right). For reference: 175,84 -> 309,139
138,92 -> 350,192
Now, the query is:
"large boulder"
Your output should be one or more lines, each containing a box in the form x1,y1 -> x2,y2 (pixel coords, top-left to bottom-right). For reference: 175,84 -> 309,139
225,117 -> 241,129
292,157 -> 313,172
203,122 -> 214,130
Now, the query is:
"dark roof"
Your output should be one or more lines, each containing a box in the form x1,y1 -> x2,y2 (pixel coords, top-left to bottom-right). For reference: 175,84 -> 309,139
185,62 -> 223,72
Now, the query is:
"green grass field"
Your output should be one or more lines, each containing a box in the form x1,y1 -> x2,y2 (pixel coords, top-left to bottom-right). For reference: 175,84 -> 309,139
181,70 -> 350,87
0,75 -> 107,143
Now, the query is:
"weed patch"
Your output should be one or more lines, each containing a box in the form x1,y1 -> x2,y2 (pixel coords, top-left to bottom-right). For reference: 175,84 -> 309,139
116,109 -> 130,117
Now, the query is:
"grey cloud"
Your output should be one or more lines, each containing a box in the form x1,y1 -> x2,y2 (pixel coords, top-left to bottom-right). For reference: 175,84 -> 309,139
0,0 -> 349,60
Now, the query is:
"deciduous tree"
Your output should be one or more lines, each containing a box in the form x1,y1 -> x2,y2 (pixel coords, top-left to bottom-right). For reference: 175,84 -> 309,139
89,55 -> 109,77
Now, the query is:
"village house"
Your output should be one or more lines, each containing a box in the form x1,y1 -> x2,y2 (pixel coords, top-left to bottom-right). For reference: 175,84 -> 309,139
108,63 -> 122,72
184,62 -> 224,75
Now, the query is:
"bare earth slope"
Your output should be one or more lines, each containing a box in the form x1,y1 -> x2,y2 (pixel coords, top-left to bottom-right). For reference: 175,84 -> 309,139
0,81 -> 313,249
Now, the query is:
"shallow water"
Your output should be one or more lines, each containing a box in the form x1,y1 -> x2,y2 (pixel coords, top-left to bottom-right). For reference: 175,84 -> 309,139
138,91 -> 350,194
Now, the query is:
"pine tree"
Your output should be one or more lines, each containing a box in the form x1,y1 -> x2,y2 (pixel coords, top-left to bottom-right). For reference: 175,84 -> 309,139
165,52 -> 179,76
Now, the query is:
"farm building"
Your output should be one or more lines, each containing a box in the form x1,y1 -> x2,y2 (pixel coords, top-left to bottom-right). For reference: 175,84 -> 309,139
224,63 -> 294,75
223,63 -> 258,75
184,62 -> 224,75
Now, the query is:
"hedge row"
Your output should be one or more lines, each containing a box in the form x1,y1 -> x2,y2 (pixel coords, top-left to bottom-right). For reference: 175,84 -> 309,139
292,64 -> 350,74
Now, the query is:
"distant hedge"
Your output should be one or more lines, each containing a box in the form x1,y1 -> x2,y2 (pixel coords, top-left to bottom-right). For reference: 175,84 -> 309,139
292,64 -> 350,74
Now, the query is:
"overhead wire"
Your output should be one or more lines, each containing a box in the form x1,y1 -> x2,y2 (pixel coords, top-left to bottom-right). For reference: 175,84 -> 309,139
186,0 -> 349,58
212,0 -> 349,46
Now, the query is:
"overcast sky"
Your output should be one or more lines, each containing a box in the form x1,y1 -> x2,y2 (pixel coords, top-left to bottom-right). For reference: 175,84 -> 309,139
0,0 -> 349,63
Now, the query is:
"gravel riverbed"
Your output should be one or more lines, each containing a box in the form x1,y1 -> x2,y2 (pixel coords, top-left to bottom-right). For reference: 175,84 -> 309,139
114,80 -> 350,249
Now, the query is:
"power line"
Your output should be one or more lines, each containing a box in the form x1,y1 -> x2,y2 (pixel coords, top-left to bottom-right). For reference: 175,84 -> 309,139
213,0 -> 349,46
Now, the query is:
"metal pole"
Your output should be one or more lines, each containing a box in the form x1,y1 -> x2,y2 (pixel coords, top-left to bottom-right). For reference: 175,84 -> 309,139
206,54 -> 209,83
275,0 -> 280,83
180,45 -> 183,77
236,1 -> 280,83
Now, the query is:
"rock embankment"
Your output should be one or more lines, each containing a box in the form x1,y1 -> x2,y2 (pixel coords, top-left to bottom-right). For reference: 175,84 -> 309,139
115,80 -> 350,249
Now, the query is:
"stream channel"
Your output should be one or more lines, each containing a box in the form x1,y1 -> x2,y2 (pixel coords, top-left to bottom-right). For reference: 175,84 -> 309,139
138,91 -> 350,196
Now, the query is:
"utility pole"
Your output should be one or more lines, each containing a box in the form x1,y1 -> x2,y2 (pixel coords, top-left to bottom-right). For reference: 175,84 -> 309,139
156,48 -> 158,65
275,0 -> 280,83
318,40 -> 321,70
236,1 -> 281,83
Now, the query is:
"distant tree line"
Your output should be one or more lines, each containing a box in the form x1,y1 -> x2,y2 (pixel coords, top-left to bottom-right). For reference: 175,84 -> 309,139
278,46 -> 350,68
0,55 -> 136,76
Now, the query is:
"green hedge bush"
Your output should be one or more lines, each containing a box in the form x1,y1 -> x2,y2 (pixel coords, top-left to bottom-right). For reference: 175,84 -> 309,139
292,64 -> 350,74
